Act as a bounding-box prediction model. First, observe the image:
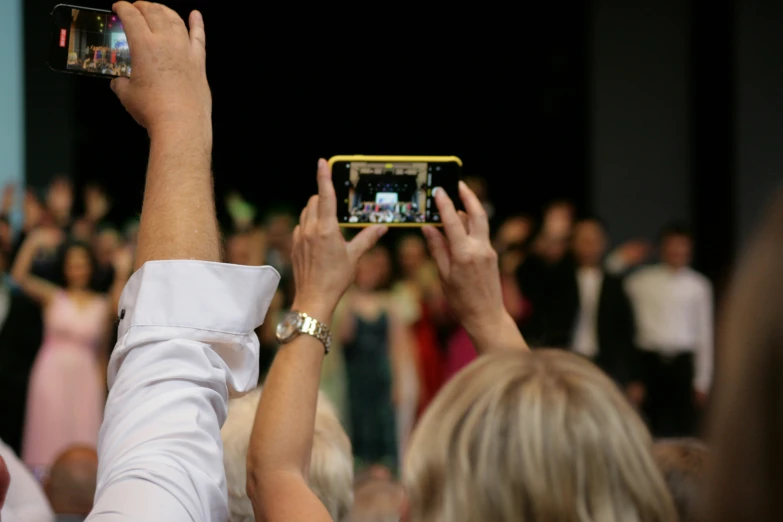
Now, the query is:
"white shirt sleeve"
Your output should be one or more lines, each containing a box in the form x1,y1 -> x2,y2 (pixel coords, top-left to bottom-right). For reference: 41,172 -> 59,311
693,278 -> 714,393
86,261 -> 280,522
0,438 -> 54,522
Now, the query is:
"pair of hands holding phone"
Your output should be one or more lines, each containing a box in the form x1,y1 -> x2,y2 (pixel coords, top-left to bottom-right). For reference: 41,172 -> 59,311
292,159 -> 525,353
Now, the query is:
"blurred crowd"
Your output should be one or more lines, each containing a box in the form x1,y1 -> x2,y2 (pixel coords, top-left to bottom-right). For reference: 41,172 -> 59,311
0,171 -> 714,520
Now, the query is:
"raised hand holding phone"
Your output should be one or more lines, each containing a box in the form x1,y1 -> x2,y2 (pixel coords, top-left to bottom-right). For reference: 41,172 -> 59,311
110,2 -> 210,134
422,182 -> 528,353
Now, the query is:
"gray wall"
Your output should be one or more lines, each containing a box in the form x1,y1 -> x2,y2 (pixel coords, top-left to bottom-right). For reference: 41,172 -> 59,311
590,0 -> 692,244
736,0 -> 783,246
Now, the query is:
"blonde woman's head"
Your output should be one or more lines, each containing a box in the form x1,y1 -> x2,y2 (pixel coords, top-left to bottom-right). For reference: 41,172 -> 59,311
222,387 -> 354,522
403,349 -> 676,522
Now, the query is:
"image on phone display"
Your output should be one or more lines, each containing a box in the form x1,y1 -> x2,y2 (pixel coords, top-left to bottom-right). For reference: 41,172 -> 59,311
333,160 -> 461,225
65,9 -> 130,77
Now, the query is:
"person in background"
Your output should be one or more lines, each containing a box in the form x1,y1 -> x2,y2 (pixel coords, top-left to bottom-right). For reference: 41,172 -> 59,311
652,438 -> 708,522
543,218 -> 643,405
0,437 -> 54,522
391,234 -> 444,420
222,388 -> 353,522
515,199 -> 576,344
11,229 -> 125,476
493,214 -> 533,327
82,184 -> 111,228
335,246 -> 412,473
626,223 -> 713,437
8,189 -> 46,266
91,227 -> 121,293
45,177 -> 73,231
45,446 -> 98,522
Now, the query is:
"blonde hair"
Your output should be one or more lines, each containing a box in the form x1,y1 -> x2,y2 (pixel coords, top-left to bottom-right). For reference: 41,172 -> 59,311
222,387 -> 354,522
403,350 -> 677,522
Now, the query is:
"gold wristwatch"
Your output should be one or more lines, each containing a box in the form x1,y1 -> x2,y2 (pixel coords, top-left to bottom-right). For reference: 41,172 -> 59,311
275,311 -> 332,354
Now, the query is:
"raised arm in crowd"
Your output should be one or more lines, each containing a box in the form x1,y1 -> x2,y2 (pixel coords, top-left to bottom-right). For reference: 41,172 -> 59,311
84,2 -> 280,520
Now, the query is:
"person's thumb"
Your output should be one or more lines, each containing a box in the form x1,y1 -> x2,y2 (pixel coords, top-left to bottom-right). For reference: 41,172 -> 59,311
347,225 -> 387,263
110,77 -> 130,100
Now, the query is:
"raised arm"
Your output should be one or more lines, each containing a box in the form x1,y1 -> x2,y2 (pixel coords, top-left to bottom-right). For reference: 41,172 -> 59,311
247,160 -> 386,522
9,228 -> 62,306
422,182 -> 528,354
87,3 -> 279,521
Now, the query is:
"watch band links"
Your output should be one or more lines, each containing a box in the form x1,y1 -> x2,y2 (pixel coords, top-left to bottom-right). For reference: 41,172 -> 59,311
298,312 -> 332,354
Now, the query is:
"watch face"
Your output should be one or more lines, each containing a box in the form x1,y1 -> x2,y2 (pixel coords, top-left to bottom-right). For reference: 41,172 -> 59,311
276,312 -> 301,342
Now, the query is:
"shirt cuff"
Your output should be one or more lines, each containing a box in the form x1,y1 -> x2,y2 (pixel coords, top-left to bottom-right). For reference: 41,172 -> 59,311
110,261 -> 281,395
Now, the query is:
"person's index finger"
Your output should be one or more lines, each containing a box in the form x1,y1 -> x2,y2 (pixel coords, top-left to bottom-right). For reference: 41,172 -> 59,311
113,2 -> 151,42
458,180 -> 489,238
316,158 -> 337,220
434,187 -> 466,242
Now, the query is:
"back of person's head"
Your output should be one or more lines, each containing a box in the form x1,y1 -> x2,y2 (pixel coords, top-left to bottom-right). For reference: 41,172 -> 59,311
403,349 -> 676,522
652,438 -> 708,522
708,189 -> 783,522
347,477 -> 404,522
44,445 -> 98,516
222,387 -> 354,522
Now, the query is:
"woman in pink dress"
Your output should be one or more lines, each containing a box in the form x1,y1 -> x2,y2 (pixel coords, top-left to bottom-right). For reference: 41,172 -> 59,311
11,228 -> 124,478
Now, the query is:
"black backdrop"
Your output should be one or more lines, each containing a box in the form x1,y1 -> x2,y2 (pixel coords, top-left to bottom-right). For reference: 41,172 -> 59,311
25,0 -> 589,228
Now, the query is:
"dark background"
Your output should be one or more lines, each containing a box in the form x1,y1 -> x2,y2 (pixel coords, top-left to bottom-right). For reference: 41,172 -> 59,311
27,0 -> 588,222
24,0 -> 783,301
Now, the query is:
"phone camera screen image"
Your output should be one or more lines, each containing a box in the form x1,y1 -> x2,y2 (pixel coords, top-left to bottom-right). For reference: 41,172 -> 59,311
333,160 -> 461,226
66,9 -> 130,77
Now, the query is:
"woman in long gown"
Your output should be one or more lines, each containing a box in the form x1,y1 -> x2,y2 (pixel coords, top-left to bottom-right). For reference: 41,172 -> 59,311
12,228 -> 126,478
336,246 -> 413,474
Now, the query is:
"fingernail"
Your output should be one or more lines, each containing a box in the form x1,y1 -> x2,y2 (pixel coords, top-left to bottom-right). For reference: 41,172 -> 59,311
432,187 -> 442,198
377,225 -> 388,237
318,158 -> 326,169
110,79 -> 116,91
458,180 -> 467,191
192,10 -> 202,22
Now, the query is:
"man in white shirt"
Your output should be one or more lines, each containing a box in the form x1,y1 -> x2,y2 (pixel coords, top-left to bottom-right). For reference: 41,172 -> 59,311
625,223 -> 713,437
75,2 -> 279,520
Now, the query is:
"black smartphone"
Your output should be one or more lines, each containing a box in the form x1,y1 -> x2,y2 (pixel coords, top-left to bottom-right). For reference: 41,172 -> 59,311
328,156 -> 462,227
48,4 -> 131,78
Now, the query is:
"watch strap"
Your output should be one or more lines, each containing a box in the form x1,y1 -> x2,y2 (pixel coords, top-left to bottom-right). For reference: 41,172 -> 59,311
296,311 -> 332,354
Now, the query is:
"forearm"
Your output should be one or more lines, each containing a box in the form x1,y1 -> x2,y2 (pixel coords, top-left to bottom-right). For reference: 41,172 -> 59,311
248,303 -> 331,500
464,310 -> 529,354
136,122 -> 217,267
10,239 -> 35,282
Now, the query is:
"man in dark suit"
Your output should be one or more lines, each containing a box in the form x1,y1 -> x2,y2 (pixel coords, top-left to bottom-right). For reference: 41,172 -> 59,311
541,218 -> 644,404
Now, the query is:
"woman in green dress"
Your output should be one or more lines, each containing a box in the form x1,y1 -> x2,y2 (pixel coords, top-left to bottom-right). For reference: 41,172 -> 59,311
335,246 -> 413,474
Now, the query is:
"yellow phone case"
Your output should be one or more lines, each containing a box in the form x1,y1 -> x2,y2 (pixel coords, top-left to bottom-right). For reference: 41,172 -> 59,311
328,155 -> 462,227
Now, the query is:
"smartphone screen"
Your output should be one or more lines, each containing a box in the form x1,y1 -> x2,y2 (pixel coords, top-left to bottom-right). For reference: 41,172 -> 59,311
49,5 -> 131,78
332,159 -> 461,226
